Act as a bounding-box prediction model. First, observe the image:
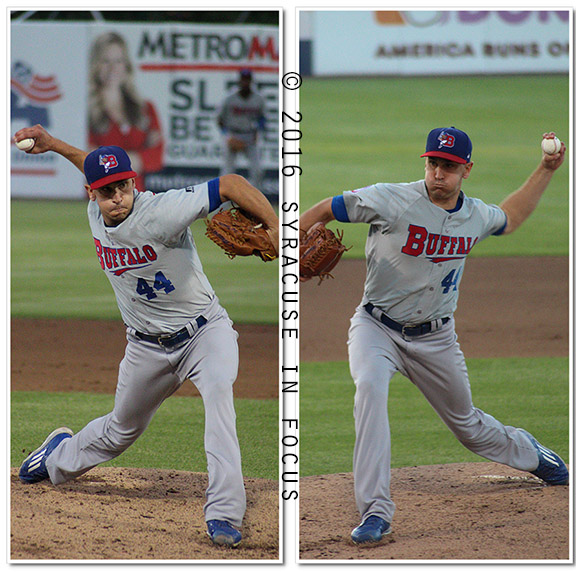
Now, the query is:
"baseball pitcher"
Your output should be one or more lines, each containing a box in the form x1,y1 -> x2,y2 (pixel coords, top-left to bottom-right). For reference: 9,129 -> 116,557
300,127 -> 568,545
15,124 -> 279,549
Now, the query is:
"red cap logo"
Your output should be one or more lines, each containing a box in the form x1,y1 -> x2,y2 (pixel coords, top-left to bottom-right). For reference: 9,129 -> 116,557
438,132 -> 455,149
99,154 -> 118,173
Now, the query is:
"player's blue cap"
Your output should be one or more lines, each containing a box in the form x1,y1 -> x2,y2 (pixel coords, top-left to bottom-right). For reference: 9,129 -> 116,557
84,145 -> 137,190
240,68 -> 252,78
421,127 -> 472,164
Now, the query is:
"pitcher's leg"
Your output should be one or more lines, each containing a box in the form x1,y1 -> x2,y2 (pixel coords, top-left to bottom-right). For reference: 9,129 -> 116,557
188,317 -> 246,527
348,311 -> 399,524
403,323 -> 539,471
47,338 -> 180,484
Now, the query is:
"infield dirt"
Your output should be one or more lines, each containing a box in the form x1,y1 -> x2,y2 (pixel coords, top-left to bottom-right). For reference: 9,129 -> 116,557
11,256 -> 570,561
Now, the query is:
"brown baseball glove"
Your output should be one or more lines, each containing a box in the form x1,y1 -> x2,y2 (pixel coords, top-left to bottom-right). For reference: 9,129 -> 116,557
206,208 -> 277,262
300,222 -> 350,283
227,136 -> 247,152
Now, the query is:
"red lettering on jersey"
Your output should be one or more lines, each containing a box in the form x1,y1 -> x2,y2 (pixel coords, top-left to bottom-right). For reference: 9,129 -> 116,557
93,239 -> 159,274
93,238 -> 105,269
117,248 -> 127,265
437,235 -> 451,255
425,233 -> 440,255
126,249 -> 138,265
133,247 -> 148,264
103,247 -> 114,269
109,249 -> 119,268
401,224 -> 428,256
447,236 -> 459,255
401,225 -> 478,262
142,245 -> 157,261
232,105 -> 261,115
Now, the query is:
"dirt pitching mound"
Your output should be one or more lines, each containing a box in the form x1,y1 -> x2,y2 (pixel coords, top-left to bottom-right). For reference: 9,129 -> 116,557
299,463 -> 569,561
11,467 -> 279,561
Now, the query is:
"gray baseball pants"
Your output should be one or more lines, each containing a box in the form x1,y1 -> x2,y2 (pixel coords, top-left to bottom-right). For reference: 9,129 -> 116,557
46,302 -> 246,527
221,133 -> 263,189
348,306 -> 540,524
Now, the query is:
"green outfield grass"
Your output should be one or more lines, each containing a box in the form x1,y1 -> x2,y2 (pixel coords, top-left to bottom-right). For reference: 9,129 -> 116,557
11,391 -> 278,480
299,357 -> 569,477
10,199 -> 278,323
300,75 -> 570,257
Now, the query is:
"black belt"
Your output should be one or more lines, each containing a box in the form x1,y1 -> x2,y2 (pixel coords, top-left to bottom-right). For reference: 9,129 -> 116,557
364,303 -> 449,337
134,316 -> 207,348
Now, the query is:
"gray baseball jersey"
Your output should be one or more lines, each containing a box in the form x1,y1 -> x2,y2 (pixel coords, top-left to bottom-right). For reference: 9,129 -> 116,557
88,182 -> 217,333
332,179 -> 540,526
336,179 -> 506,323
217,91 -> 266,137
46,180 -> 247,527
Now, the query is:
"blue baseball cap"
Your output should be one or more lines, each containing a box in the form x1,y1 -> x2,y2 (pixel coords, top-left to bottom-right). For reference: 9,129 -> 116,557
84,146 -> 137,190
420,127 -> 472,164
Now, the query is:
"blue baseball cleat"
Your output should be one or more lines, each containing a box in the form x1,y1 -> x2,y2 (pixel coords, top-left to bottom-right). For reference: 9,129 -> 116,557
520,429 -> 569,486
19,427 -> 73,484
206,519 -> 242,547
351,515 -> 392,545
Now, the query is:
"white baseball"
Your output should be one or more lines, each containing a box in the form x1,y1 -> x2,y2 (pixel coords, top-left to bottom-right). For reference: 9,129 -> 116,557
541,136 -> 561,155
16,138 -> 36,152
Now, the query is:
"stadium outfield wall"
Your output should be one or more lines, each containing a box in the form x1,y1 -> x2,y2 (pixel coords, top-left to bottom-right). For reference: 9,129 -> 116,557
299,10 -> 570,77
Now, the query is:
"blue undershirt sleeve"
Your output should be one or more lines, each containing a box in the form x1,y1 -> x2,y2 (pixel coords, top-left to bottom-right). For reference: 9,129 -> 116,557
208,178 -> 222,213
331,195 -> 350,222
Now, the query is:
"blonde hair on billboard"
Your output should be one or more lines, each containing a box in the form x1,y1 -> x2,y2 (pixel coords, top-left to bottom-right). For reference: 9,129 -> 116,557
88,32 -> 149,133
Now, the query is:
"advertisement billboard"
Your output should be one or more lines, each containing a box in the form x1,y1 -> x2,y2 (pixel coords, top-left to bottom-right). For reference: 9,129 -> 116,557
310,10 -> 570,77
11,21 -> 280,198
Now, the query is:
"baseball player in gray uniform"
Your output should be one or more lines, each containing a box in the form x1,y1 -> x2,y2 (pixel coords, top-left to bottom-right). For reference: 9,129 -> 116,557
300,127 -> 568,545
15,124 -> 279,549
217,68 -> 266,189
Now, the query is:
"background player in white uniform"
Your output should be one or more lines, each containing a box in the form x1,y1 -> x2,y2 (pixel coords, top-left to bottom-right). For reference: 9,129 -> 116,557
217,68 -> 266,189
16,124 -> 279,548
300,127 -> 568,545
